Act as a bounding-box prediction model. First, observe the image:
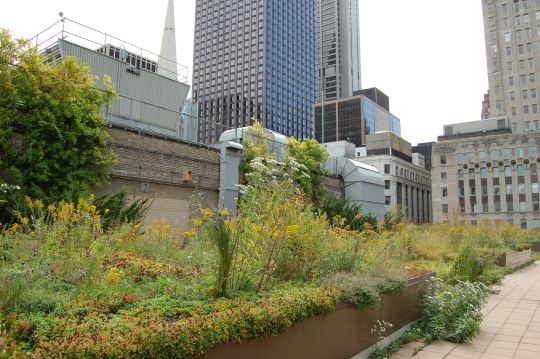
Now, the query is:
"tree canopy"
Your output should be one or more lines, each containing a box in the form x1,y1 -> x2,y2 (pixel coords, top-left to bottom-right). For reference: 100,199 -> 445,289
0,30 -> 116,202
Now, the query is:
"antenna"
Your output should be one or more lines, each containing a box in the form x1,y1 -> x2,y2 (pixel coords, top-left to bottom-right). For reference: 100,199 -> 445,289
120,45 -> 128,62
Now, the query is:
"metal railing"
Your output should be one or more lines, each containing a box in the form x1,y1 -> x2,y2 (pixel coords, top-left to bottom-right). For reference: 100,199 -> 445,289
32,16 -> 188,84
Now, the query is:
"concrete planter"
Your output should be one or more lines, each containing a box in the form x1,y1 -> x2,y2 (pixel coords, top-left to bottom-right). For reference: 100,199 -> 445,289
192,273 -> 434,359
497,249 -> 532,268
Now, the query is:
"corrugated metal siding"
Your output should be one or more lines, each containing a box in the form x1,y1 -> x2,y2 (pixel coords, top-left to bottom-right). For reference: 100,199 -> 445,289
59,40 -> 190,132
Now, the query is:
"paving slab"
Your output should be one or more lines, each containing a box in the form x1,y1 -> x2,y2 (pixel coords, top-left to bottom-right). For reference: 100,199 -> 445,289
390,262 -> 540,359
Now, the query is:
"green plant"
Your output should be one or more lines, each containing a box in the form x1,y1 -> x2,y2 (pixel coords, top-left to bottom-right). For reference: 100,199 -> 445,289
321,196 -> 378,231
204,218 -> 234,297
0,30 -> 116,204
422,279 -> 489,343
285,138 -> 329,207
448,242 -> 488,283
93,191 -> 149,229
370,320 -> 393,359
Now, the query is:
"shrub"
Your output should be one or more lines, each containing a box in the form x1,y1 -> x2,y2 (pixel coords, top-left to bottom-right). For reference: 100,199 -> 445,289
448,242 -> 487,283
422,279 -> 489,343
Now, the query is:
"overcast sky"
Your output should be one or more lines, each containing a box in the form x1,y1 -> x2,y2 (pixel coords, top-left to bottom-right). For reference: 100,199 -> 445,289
1,0 -> 488,145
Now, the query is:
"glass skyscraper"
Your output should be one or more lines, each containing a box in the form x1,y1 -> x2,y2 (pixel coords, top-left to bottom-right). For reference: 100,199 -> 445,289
192,0 -> 317,143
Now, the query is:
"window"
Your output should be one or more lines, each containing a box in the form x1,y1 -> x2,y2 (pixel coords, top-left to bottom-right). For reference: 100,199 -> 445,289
385,180 -> 391,190
442,188 -> 448,197
479,151 -> 486,161
515,147 -> 524,158
467,152 -> 475,162
456,153 -> 464,164
491,149 -> 499,161
503,148 -> 512,159
441,172 -> 447,181
493,167 -> 500,177
442,204 -> 449,214
385,196 -> 391,205
529,146 -> 537,157
384,164 -> 390,174
505,166 -> 512,177
440,155 -> 447,165
518,165 -> 525,176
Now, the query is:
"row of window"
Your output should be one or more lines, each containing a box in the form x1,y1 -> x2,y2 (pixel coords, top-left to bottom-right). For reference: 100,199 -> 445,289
439,146 -> 537,166
383,164 -> 430,186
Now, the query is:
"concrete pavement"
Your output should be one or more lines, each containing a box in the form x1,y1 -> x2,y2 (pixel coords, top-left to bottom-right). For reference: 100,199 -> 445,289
391,262 -> 540,359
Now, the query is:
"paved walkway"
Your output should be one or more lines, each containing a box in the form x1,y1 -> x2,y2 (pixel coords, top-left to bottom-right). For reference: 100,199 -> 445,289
391,262 -> 540,359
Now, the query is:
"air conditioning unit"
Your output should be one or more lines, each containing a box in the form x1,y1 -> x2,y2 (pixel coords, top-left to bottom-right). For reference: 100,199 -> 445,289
182,170 -> 193,183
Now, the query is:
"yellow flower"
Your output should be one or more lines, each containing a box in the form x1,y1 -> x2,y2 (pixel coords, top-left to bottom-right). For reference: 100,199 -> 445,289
285,225 -> 300,241
220,208 -> 229,217
89,194 -> 95,202
20,217 -> 29,226
9,223 -> 19,233
106,267 -> 122,287
24,196 -> 33,208
191,219 -> 203,227
33,199 -> 44,210
47,204 -> 56,213
183,229 -> 197,239
104,208 -> 110,214
200,208 -> 212,221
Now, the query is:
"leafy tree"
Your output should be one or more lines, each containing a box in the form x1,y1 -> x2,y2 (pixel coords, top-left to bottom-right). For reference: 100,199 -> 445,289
286,138 -> 329,207
240,119 -> 271,173
0,30 -> 116,203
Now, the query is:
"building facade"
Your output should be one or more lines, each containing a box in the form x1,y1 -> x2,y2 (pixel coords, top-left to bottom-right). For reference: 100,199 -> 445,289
192,0 -> 317,143
432,119 -> 540,228
313,89 -> 401,147
356,132 -> 432,223
482,0 -> 540,131
316,0 -> 361,101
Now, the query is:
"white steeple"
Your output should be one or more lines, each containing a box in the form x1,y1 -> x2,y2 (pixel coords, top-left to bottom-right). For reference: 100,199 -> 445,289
158,0 -> 178,81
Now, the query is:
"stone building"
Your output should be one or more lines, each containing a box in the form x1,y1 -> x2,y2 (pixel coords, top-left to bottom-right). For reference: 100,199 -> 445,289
432,119 -> 540,228
482,0 -> 540,132
355,132 -> 432,223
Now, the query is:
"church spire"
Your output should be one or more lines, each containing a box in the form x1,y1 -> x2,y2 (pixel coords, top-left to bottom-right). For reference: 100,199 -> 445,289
158,0 -> 178,81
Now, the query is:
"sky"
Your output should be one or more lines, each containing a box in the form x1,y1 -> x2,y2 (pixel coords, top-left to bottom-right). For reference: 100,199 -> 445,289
0,0 -> 488,145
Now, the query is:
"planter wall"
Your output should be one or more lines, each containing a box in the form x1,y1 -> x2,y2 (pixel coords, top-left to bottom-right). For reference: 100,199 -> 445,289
193,273 -> 434,359
497,249 -> 532,268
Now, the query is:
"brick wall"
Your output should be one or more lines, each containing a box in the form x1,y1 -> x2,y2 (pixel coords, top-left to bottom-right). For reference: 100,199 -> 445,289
107,128 -> 220,190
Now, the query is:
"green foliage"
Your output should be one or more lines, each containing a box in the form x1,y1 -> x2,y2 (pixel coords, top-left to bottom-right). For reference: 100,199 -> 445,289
204,218 -> 234,297
0,30 -> 116,204
17,287 -> 341,358
422,279 -> 489,343
323,267 -> 406,309
321,196 -> 378,230
240,120 -> 272,173
285,137 -> 329,207
93,191 -> 149,230
370,320 -> 394,359
448,242 -> 487,283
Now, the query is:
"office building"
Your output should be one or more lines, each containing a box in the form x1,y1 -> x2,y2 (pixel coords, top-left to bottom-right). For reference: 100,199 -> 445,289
192,0 -> 317,143
316,0 -> 361,101
355,132 -> 432,223
432,118 -> 540,228
412,142 -> 436,171
482,0 -> 540,131
313,88 -> 401,147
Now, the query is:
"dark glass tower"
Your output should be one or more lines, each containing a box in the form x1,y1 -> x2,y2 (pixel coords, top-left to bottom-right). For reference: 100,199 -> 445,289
192,0 -> 317,143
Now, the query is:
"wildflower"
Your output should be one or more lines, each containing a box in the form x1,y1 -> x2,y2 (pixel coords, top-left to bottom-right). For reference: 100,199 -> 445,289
34,199 -> 44,210
200,208 -> 212,221
20,217 -> 29,226
47,204 -> 56,213
106,267 -> 122,287
183,229 -> 197,239
191,218 -> 203,227
104,208 -> 110,214
24,196 -> 33,208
